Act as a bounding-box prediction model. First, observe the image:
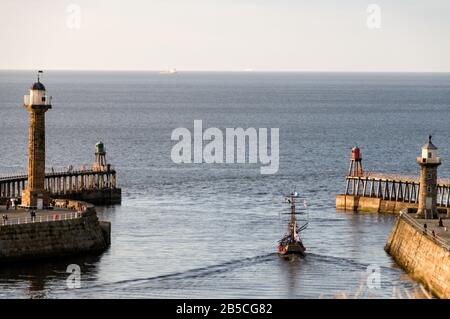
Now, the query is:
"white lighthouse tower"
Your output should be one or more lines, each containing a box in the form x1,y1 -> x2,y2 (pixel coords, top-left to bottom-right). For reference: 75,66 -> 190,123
416,135 -> 441,219
22,71 -> 52,209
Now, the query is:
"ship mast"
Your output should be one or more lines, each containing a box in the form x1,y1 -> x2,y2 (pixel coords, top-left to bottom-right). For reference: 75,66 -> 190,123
278,190 -> 308,255
289,193 -> 297,240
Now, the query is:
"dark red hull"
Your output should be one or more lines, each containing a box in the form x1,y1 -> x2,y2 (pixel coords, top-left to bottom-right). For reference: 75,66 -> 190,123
277,242 -> 306,256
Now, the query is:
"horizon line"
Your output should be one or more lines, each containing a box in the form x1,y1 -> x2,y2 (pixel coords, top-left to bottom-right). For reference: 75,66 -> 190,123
1,68 -> 450,74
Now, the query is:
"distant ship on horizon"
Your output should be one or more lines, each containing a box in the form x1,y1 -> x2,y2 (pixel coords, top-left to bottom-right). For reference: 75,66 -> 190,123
159,68 -> 177,75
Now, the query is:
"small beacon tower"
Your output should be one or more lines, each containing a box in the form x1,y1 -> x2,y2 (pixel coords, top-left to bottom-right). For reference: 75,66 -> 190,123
416,135 -> 441,219
22,71 -> 52,209
348,147 -> 363,176
93,141 -> 108,172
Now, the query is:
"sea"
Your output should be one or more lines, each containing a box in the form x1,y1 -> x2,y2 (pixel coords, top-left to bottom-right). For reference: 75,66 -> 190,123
0,71 -> 449,298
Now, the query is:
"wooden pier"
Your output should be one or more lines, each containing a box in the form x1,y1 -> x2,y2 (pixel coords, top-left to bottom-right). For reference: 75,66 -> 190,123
336,145 -> 450,215
342,173 -> 450,209
0,165 -> 121,205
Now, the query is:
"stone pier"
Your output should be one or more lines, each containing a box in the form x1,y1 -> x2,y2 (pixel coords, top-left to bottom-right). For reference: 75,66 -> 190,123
385,211 -> 450,298
0,73 -> 114,263
336,141 -> 450,215
0,200 -> 111,262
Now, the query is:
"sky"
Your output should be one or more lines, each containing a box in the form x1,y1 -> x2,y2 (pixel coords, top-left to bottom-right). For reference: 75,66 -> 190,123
1,0 -> 450,72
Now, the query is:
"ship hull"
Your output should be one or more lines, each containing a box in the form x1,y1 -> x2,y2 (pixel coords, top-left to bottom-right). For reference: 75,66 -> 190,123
278,242 -> 306,256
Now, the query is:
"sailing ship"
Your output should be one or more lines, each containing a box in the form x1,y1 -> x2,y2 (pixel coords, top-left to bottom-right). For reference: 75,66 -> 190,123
159,68 -> 177,75
277,191 -> 308,256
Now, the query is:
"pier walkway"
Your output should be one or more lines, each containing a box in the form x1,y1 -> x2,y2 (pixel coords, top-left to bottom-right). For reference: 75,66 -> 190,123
386,209 -> 450,298
400,211 -> 450,251
0,206 -> 82,227
0,166 -> 118,200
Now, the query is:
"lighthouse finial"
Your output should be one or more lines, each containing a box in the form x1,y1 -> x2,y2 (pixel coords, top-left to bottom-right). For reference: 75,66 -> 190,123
37,70 -> 43,82
429,134 -> 432,143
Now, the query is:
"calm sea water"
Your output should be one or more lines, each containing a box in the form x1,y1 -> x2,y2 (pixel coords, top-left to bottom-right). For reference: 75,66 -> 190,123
0,71 -> 450,298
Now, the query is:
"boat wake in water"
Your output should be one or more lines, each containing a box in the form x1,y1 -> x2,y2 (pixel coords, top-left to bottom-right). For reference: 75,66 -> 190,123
54,252 -> 415,299
1,71 -> 443,298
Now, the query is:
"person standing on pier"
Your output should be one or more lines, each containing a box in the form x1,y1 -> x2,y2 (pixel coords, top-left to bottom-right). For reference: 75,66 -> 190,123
30,210 -> 36,222
5,198 -> 10,210
2,214 -> 8,226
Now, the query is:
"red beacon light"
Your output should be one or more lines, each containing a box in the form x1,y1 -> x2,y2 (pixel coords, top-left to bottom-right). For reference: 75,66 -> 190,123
348,146 -> 363,176
351,147 -> 361,161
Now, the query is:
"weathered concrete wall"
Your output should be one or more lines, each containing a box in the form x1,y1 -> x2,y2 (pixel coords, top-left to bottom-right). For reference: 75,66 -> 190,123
99,221 -> 111,246
0,209 -> 110,262
54,188 -> 121,205
385,217 -> 450,298
336,194 -> 418,214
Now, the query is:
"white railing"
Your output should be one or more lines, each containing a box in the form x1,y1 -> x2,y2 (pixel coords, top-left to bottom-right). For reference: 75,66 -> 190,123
361,172 -> 419,183
1,211 -> 82,227
399,209 -> 450,251
44,95 -> 52,105
0,164 -> 115,180
23,95 -> 52,106
417,156 -> 441,165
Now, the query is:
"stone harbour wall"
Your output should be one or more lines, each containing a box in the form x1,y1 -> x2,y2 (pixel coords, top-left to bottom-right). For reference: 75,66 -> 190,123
336,194 -> 417,214
385,215 -> 450,299
0,205 -> 110,262
54,188 -> 122,205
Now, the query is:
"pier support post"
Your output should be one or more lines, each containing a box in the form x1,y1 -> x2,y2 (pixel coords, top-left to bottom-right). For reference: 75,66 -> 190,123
80,174 -> 85,190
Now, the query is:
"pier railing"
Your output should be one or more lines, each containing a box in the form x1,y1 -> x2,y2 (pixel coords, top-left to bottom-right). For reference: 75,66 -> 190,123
0,199 -> 95,227
345,175 -> 420,203
360,172 -> 450,185
23,95 -> 52,106
399,209 -> 450,251
0,165 -> 117,199
1,212 -> 82,227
